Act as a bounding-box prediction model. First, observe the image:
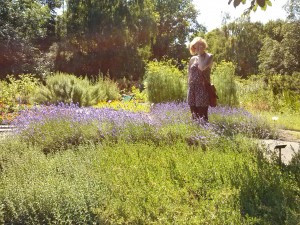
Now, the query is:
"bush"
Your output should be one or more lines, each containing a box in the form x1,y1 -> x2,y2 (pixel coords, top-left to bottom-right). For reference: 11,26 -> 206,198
12,102 -> 277,154
98,75 -> 121,101
34,72 -> 120,106
267,73 -> 300,113
238,155 -> 300,225
0,74 -> 40,113
212,61 -> 239,107
144,60 -> 187,103
237,75 -> 274,111
237,73 -> 300,113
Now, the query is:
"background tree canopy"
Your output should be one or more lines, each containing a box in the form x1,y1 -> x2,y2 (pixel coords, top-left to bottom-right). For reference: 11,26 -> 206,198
0,0 -> 299,80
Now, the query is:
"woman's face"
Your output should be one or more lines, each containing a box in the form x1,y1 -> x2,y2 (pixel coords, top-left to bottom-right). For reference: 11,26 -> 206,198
197,42 -> 206,54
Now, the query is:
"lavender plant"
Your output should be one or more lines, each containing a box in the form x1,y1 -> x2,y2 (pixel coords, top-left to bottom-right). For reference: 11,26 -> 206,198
1,102 -> 298,224
11,101 -> 276,154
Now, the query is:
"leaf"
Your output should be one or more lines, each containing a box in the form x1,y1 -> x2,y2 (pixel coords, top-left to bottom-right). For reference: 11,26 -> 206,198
266,0 -> 272,6
233,0 -> 242,7
253,4 -> 258,12
256,0 -> 266,8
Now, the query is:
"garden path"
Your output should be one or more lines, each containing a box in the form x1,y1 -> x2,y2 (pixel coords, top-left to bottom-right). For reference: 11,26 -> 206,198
260,129 -> 300,164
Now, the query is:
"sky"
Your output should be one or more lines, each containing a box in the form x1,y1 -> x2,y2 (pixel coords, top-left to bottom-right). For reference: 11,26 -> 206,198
193,0 -> 288,31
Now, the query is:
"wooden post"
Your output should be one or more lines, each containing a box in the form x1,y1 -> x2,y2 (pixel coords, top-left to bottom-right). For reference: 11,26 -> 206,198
274,144 -> 287,167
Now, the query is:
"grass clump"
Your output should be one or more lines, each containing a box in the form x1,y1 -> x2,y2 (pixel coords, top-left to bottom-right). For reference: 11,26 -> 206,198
34,72 -> 120,106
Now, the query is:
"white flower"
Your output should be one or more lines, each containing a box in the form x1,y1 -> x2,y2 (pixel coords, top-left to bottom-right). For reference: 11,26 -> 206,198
272,116 -> 279,121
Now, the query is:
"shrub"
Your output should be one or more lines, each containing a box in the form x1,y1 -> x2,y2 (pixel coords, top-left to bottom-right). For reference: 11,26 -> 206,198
238,154 -> 300,225
12,102 -> 277,154
97,75 -> 121,101
34,72 -> 120,106
267,73 -> 300,113
131,85 -> 148,103
0,74 -> 40,113
237,73 -> 300,113
212,61 -> 239,107
237,75 -> 274,111
2,101 -> 298,224
144,60 -> 187,103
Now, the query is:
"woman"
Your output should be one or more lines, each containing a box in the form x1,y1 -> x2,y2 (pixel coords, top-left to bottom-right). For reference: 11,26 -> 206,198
187,37 -> 213,121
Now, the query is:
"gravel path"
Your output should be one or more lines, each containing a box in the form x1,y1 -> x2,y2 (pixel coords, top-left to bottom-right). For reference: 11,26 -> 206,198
0,125 -> 16,139
259,139 -> 299,164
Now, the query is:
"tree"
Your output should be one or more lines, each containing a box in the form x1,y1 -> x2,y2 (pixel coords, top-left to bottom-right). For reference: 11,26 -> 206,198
206,17 -> 264,77
284,0 -> 300,21
258,21 -> 300,75
151,0 -> 203,62
262,20 -> 285,42
0,0 -> 52,77
258,37 -> 285,74
36,0 -> 64,49
228,0 -> 273,12
56,0 -> 157,80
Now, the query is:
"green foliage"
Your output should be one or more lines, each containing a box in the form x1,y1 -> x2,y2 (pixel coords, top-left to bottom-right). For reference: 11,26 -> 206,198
100,75 -> 122,101
0,0 -> 53,77
152,0 -> 202,61
237,155 -> 300,225
131,86 -> 148,103
210,110 -> 277,139
56,0 -> 157,79
259,21 -> 300,75
288,150 -> 300,187
0,74 -> 40,112
237,75 -> 274,111
229,0 -> 273,11
238,73 -> 300,113
0,102 -> 298,223
212,61 -> 239,106
212,19 -> 264,77
267,74 -> 300,112
144,60 -> 187,103
1,134 -> 299,224
34,72 -> 120,106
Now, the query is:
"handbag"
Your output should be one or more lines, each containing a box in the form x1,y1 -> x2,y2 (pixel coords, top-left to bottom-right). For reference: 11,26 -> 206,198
199,70 -> 218,107
206,83 -> 218,107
